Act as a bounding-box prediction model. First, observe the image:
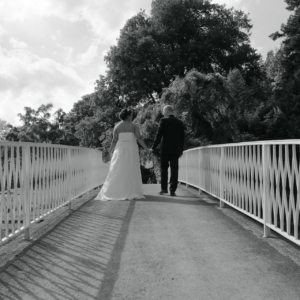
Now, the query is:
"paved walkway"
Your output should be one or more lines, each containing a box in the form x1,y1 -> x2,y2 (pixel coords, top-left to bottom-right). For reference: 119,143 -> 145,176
0,185 -> 300,299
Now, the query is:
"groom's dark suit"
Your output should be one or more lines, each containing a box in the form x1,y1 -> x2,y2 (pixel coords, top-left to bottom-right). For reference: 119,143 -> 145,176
152,115 -> 185,193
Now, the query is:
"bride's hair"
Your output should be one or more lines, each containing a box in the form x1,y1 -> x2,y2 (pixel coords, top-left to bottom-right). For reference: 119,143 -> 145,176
119,108 -> 132,120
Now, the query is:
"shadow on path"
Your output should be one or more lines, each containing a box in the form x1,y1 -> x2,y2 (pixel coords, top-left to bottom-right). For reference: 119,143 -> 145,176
137,195 -> 218,206
0,198 -> 136,300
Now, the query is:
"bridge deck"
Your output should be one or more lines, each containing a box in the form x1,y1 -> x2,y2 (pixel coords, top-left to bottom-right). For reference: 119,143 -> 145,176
0,184 -> 300,299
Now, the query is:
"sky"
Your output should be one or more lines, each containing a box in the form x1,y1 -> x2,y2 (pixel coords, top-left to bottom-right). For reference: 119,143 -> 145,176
0,0 -> 291,126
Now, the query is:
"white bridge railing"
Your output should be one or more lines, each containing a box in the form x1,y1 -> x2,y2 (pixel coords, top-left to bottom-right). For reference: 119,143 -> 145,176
0,141 -> 109,243
179,140 -> 300,247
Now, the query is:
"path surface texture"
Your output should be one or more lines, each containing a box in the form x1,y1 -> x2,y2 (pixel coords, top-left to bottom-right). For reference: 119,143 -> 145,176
0,184 -> 300,300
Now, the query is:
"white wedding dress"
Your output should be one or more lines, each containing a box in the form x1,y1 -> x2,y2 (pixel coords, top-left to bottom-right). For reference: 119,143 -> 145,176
95,132 -> 145,201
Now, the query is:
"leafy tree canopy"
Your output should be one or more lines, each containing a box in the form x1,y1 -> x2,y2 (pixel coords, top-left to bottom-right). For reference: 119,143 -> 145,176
5,104 -> 77,144
263,48 -> 284,91
104,0 -> 262,106
0,119 -> 11,140
269,0 -> 300,132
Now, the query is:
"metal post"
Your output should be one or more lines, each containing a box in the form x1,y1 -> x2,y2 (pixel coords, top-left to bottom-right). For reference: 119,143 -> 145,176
263,144 -> 271,237
220,147 -> 225,208
198,149 -> 202,196
67,149 -> 72,210
23,145 -> 31,240
185,153 -> 188,186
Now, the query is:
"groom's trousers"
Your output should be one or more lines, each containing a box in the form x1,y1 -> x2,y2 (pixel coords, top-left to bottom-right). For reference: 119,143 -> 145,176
160,153 -> 179,192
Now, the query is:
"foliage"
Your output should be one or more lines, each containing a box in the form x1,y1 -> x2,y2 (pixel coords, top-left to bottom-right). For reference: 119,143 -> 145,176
263,48 -> 284,91
0,119 -> 11,140
270,0 -> 300,80
160,68 -> 282,145
5,104 -> 79,144
269,0 -> 300,137
5,126 -> 21,142
104,0 -> 262,106
71,79 -> 124,149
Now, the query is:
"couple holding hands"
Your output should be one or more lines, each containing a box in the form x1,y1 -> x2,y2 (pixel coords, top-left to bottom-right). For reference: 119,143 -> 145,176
95,105 -> 185,201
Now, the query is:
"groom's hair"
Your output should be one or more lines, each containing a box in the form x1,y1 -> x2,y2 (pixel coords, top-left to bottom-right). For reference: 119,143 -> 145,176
163,105 -> 174,114
119,108 -> 132,120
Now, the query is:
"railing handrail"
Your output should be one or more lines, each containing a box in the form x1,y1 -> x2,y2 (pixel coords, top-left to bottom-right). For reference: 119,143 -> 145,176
0,141 -> 100,151
183,139 -> 300,152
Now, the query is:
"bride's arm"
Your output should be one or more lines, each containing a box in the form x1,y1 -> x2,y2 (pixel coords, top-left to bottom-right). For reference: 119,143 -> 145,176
134,125 -> 148,151
109,126 -> 118,154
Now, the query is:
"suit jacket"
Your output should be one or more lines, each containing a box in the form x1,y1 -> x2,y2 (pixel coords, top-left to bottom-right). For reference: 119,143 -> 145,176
152,115 -> 185,156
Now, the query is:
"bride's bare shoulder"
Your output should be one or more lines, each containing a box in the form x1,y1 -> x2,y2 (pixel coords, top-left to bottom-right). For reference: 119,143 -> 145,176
114,121 -> 122,129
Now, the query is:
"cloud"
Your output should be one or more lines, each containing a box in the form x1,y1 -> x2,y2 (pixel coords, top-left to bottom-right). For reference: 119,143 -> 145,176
1,0 -> 152,45
0,42 -> 87,125
251,39 -> 264,56
99,64 -> 108,77
0,88 -> 86,126
0,0 -> 153,126
9,37 -> 28,49
72,41 -> 100,66
0,25 -> 6,37
0,45 -> 85,92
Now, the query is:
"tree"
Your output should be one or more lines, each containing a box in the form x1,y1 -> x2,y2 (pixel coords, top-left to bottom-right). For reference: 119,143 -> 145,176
0,119 -> 11,140
150,0 -> 261,79
160,68 -> 281,145
270,0 -> 300,136
270,0 -> 300,80
104,0 -> 262,106
68,82 -> 123,149
5,126 -> 21,142
263,48 -> 284,91
9,104 -> 69,144
161,69 -> 234,145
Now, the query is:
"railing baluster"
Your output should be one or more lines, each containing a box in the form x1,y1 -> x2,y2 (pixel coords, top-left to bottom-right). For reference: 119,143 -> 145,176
263,144 -> 271,237
23,145 -> 30,240
67,148 -> 72,210
220,147 -> 224,208
16,146 -> 21,232
0,146 -> 6,240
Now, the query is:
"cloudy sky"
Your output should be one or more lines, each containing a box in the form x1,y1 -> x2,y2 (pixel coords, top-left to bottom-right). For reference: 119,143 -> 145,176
0,0 -> 291,126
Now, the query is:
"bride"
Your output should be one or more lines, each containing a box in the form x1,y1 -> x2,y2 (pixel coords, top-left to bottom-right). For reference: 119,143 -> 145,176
95,108 -> 149,201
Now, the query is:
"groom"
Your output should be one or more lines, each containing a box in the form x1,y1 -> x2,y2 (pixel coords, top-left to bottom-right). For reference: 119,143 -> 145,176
151,105 -> 185,196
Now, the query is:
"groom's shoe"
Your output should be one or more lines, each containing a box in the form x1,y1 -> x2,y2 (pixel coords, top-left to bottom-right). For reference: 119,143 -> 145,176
159,190 -> 168,195
170,191 -> 176,196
